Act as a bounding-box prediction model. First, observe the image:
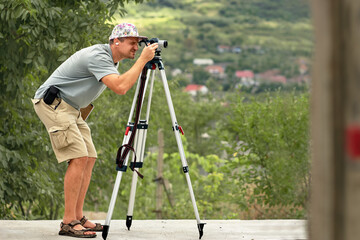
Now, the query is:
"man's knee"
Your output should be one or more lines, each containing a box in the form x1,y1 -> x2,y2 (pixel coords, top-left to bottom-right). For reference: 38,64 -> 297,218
68,156 -> 88,168
87,157 -> 96,166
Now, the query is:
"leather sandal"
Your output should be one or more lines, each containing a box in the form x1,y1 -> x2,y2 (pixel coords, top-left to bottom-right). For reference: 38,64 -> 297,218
59,220 -> 96,238
80,216 -> 103,232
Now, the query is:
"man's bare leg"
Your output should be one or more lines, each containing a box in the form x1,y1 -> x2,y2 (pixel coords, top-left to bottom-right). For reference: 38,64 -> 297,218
62,156 -> 95,235
75,157 -> 98,229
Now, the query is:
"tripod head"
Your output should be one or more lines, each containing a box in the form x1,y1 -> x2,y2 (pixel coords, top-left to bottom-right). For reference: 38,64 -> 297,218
139,38 -> 168,52
140,38 -> 167,70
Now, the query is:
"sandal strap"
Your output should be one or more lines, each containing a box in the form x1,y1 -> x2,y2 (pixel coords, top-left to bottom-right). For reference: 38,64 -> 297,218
60,220 -> 82,228
80,216 -> 88,226
69,220 -> 82,227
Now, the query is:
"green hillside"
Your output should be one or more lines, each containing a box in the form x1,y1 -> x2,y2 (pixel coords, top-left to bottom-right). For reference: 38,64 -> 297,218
115,0 -> 313,90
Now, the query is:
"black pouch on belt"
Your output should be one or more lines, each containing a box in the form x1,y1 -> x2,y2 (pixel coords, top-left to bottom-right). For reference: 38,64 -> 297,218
43,86 -> 59,105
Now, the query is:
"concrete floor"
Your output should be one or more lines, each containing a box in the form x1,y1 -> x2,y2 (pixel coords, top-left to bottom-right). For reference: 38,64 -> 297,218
0,219 -> 307,240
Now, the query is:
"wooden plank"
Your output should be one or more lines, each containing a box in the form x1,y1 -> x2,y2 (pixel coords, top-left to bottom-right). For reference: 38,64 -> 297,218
310,0 -> 360,239
343,0 -> 360,239
309,0 -> 337,239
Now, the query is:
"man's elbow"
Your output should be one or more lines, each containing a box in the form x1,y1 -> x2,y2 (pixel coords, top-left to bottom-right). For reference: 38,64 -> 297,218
102,74 -> 128,95
114,86 -> 127,95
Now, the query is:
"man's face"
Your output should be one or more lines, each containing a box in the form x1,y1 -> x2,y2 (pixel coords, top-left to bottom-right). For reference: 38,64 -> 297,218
116,37 -> 139,59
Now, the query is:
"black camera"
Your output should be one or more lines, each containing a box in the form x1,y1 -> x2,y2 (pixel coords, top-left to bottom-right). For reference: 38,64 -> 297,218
139,38 -> 168,49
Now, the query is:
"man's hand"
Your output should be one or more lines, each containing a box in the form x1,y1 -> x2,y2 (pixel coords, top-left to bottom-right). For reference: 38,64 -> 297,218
102,42 -> 159,95
139,43 -> 158,63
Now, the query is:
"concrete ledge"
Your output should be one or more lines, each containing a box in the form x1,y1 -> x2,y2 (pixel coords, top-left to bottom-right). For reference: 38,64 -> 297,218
0,219 -> 307,240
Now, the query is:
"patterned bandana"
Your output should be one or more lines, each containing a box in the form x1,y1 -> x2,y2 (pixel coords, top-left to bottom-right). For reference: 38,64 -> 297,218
109,23 -> 147,41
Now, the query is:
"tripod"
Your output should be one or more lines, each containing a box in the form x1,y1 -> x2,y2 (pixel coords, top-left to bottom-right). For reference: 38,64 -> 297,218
102,48 -> 206,240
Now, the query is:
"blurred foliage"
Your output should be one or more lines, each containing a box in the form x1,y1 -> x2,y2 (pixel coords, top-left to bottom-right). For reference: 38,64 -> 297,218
220,92 -> 310,218
86,91 -> 310,220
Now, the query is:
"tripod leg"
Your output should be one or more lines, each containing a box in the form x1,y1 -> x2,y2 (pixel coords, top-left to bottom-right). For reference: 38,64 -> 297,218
159,69 -> 205,239
102,70 -> 150,240
102,124 -> 134,240
103,68 -> 153,240
126,171 -> 137,230
102,171 -> 123,240
126,125 -> 146,230
126,70 -> 155,230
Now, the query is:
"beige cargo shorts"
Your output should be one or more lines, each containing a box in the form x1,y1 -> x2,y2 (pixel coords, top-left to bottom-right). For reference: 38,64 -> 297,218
32,98 -> 97,163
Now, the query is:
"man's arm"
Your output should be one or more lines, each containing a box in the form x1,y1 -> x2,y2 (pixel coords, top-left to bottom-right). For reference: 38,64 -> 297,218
102,43 -> 158,95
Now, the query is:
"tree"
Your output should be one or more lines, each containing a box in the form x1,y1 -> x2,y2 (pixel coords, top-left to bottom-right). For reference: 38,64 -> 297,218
0,0 -> 143,219
192,67 -> 211,85
219,92 -> 310,218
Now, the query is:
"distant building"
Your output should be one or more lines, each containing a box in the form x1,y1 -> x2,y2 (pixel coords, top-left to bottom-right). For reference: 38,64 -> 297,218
193,58 -> 214,66
171,68 -> 182,77
217,45 -> 231,53
299,64 -> 308,75
232,47 -> 242,54
205,65 -> 226,78
269,75 -> 287,84
288,75 -> 311,84
235,70 -> 256,86
236,70 -> 254,79
258,70 -> 287,84
184,84 -> 209,96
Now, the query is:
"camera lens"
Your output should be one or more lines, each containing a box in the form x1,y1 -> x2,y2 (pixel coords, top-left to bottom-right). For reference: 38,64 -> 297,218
138,38 -> 168,49
159,40 -> 168,48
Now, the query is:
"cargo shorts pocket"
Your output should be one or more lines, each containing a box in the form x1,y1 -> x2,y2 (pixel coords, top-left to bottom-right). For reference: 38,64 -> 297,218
48,124 -> 73,150
31,98 -> 41,105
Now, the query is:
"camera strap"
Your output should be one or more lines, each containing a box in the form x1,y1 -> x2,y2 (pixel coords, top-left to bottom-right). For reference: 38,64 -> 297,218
115,67 -> 148,179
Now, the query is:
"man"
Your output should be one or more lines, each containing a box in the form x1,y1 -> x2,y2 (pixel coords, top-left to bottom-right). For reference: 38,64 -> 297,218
32,23 -> 158,238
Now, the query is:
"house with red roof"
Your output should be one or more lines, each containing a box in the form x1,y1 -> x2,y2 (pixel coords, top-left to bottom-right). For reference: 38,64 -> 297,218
258,70 -> 287,84
235,70 -> 256,86
217,45 -> 231,53
184,84 -> 209,96
236,70 -> 254,79
205,65 -> 226,78
268,75 -> 287,84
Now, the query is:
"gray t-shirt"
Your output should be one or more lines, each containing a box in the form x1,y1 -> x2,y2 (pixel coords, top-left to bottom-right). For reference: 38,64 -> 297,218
34,44 -> 119,109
